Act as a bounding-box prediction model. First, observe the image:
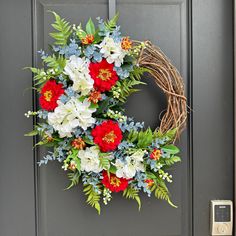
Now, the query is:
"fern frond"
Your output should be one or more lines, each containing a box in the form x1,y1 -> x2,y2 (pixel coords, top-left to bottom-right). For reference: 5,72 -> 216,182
113,66 -> 149,103
83,184 -> 101,214
49,11 -> 72,45
66,171 -> 81,190
153,182 -> 177,208
99,157 -> 110,170
26,67 -> 49,87
123,186 -> 141,210
43,54 -> 66,72
164,156 -> 181,166
129,66 -> 150,81
113,79 -> 145,103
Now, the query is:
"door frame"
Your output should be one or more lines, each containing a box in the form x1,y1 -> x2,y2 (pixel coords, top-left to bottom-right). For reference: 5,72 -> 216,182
234,0 -> 236,235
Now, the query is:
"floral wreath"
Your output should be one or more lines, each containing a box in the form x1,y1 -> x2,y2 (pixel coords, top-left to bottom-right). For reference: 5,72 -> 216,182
25,12 -> 187,214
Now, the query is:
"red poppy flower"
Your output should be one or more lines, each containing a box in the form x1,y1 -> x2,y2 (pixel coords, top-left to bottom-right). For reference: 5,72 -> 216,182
39,79 -> 64,111
89,59 -> 119,92
91,120 -> 122,152
102,171 -> 128,192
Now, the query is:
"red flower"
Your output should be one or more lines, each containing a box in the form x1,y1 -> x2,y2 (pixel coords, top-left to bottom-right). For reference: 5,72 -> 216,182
150,149 -> 162,160
89,59 -> 119,92
39,79 -> 64,111
102,171 -> 128,192
91,120 -> 122,152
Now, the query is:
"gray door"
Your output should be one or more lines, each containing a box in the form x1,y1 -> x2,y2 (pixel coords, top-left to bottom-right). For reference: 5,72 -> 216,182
0,0 -> 233,236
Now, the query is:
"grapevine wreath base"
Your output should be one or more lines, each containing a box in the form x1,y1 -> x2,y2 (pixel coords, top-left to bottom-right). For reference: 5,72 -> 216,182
25,12 -> 187,214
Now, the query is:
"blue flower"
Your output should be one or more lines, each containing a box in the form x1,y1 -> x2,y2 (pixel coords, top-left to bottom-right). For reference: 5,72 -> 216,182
93,51 -> 103,62
111,26 -> 122,42
38,110 -> 48,119
119,117 -> 144,132
84,45 -> 95,58
114,66 -> 130,79
53,39 -> 81,58
65,87 -> 76,97
37,49 -> 48,59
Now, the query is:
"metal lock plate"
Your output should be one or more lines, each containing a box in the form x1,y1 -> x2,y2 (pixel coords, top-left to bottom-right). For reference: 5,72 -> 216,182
211,200 -> 233,235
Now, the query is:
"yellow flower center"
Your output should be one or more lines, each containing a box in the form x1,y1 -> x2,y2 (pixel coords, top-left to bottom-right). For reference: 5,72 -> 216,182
110,176 -> 121,187
44,90 -> 53,102
98,69 -> 112,81
102,131 -> 117,143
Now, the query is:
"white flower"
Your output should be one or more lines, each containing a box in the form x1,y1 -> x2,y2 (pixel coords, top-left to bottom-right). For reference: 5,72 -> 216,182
64,55 -> 94,95
114,150 -> 145,179
98,36 -> 127,67
78,146 -> 103,173
48,97 -> 96,138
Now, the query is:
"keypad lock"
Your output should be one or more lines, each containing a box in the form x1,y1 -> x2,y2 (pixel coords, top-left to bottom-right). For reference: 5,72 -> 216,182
211,200 -> 233,235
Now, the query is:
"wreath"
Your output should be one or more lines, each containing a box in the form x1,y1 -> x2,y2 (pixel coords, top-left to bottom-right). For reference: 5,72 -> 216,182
25,12 -> 187,214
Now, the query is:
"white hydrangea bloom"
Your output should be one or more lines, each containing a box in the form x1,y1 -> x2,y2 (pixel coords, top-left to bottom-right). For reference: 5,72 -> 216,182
115,150 -> 145,179
78,146 -> 103,173
98,36 -> 127,67
64,55 -> 94,95
48,97 -> 96,138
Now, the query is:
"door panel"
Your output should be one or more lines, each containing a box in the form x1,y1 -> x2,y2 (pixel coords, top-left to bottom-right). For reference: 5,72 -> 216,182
0,1 -> 36,236
192,0 -> 234,235
34,1 -> 191,236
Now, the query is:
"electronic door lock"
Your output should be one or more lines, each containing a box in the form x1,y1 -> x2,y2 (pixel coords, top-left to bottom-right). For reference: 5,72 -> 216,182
210,200 -> 233,235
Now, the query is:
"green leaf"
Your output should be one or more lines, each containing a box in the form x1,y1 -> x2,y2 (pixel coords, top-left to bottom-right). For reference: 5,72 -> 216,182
165,128 -> 177,139
83,184 -> 101,214
146,172 -> 157,179
127,130 -> 139,143
86,18 -> 96,35
74,157 -> 81,171
83,136 -> 94,145
162,145 -> 180,155
76,24 -> 87,40
66,171 -> 81,190
93,31 -> 102,43
49,11 -> 72,45
89,102 -> 99,109
123,187 -> 141,210
109,165 -> 117,174
137,128 -> 153,148
155,128 -> 177,143
95,99 -> 110,115
24,129 -> 38,136
104,12 -> 119,31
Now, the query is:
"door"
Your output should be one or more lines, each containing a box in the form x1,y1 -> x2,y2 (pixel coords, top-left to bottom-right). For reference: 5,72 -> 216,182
0,0 -> 233,236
